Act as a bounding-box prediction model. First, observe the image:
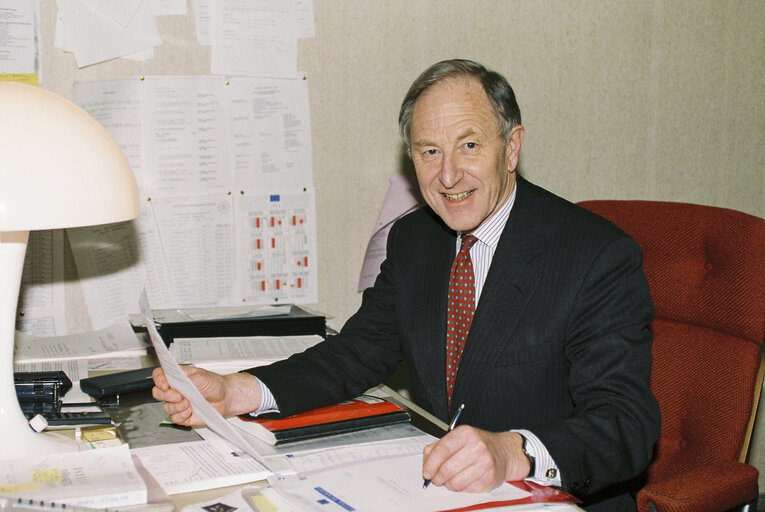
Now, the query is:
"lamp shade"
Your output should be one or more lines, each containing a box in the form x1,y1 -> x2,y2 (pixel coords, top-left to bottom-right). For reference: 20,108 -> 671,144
0,82 -> 139,231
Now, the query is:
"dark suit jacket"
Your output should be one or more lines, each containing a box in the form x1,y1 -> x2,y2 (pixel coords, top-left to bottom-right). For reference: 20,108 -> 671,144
249,176 -> 660,511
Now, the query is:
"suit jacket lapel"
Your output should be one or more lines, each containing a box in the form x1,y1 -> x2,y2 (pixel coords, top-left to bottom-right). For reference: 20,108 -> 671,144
408,220 -> 455,419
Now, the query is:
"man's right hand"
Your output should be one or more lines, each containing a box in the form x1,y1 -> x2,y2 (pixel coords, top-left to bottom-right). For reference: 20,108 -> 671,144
151,366 -> 262,427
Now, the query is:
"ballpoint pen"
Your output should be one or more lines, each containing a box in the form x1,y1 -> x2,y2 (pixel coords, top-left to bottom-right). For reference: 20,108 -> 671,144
423,403 -> 465,489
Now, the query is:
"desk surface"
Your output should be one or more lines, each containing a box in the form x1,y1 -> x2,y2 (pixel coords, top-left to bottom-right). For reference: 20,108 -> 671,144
110,384 -> 582,512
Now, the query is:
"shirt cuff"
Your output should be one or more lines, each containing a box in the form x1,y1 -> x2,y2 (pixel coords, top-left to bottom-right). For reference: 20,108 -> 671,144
512,429 -> 562,487
247,378 -> 280,417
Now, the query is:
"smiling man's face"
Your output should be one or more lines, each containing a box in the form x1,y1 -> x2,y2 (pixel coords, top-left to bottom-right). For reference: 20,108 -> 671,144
409,76 -> 524,233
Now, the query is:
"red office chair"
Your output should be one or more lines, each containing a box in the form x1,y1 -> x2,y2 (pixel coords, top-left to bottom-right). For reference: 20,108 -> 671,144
578,200 -> 764,512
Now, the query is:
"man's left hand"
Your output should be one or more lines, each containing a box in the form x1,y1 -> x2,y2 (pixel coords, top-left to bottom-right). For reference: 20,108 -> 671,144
422,427 -> 531,492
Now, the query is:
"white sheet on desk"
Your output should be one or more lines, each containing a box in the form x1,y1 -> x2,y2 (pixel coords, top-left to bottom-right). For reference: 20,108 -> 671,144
131,436 -> 270,495
1,444 -> 146,508
267,445 -> 531,512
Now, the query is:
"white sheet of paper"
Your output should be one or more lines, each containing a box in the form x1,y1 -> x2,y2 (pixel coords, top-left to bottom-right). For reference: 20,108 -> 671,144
295,0 -> 314,39
150,0 -> 187,16
17,230 -> 66,337
68,201 -> 177,328
191,0 -> 211,45
210,0 -> 297,78
13,321 -> 146,363
139,289 -> 270,466
226,75 -> 313,190
56,0 -> 160,67
151,194 -> 235,307
0,444 -> 146,507
82,0 -> 142,27
140,76 -> 231,196
233,191 -> 318,304
131,436 -> 270,495
0,0 -> 39,75
73,78 -> 146,192
269,448 -> 531,512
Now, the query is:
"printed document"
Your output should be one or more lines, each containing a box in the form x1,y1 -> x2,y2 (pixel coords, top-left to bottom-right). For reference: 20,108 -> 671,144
267,439 -> 532,512
131,436 -> 270,495
0,444 -> 146,508
13,321 -> 146,363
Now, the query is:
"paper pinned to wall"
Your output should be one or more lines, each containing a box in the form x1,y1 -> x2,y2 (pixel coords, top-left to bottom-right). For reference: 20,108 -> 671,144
0,0 -> 40,83
17,230 -> 66,336
140,76 -> 231,197
55,0 -> 161,67
68,201 -> 177,329
211,0 -> 297,78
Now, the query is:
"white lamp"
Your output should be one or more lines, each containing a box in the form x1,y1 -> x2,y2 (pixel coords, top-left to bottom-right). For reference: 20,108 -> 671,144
0,82 -> 139,460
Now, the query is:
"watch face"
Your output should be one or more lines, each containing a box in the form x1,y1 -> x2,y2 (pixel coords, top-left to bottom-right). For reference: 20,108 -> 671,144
520,434 -> 536,478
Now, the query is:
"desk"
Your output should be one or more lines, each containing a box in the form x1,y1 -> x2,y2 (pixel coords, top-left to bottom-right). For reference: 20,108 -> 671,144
107,384 -> 582,512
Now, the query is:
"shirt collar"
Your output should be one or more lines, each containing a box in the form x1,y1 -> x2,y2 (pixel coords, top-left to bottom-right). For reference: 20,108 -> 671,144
459,181 -> 517,249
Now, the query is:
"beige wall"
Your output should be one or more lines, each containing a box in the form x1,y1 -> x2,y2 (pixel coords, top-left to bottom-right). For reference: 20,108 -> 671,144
38,0 -> 763,490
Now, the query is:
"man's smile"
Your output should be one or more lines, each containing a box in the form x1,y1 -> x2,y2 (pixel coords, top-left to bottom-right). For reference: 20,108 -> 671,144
443,190 -> 474,201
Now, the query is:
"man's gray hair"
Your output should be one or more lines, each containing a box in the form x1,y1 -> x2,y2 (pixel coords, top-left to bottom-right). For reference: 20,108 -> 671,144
398,59 -> 522,153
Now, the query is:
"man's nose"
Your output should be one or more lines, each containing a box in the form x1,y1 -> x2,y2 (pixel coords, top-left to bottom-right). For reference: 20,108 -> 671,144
439,152 -> 461,188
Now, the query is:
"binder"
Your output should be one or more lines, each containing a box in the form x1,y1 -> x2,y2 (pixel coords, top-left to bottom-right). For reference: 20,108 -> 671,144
151,305 -> 326,345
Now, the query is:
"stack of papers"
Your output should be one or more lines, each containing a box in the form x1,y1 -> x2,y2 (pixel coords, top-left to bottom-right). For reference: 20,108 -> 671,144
14,321 -> 147,363
169,334 -> 323,374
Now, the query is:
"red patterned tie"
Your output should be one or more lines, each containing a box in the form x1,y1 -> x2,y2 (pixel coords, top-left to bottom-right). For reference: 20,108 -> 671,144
445,234 -> 478,408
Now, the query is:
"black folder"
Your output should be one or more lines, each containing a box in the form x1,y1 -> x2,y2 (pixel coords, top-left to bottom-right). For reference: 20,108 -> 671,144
155,304 -> 326,345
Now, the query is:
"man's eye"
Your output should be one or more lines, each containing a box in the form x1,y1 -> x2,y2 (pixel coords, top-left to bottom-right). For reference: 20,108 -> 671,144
425,149 -> 438,155
464,142 -> 477,149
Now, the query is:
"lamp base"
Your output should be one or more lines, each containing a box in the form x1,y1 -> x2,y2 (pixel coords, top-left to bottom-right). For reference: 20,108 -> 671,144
0,233 -> 84,461
0,418 -> 83,462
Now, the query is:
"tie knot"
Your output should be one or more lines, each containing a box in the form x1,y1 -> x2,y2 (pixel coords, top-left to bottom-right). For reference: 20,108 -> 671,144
460,234 -> 478,254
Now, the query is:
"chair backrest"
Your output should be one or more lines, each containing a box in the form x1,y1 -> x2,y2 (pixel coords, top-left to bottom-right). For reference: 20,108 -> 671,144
578,200 -> 765,483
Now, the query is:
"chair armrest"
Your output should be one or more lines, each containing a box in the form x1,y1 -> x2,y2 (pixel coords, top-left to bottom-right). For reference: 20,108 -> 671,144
637,460 -> 758,512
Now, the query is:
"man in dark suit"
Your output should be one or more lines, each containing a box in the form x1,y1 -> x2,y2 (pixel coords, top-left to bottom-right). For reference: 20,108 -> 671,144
153,59 -> 660,511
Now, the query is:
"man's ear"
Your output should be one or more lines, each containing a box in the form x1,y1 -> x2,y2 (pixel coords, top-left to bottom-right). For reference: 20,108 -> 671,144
505,125 -> 525,172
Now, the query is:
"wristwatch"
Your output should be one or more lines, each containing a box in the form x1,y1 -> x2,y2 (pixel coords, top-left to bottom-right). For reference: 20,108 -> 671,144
520,434 -> 536,479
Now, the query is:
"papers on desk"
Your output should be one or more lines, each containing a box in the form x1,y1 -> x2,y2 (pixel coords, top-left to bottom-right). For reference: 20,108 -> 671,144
0,444 -> 147,508
262,435 -> 533,512
13,321 -> 147,363
131,435 -> 270,495
169,334 -> 323,374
